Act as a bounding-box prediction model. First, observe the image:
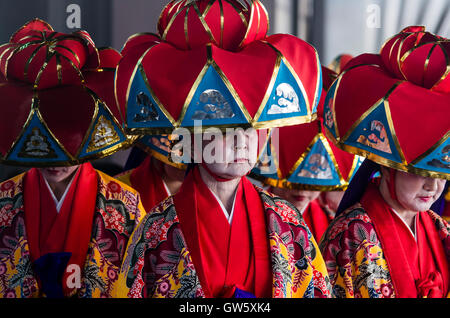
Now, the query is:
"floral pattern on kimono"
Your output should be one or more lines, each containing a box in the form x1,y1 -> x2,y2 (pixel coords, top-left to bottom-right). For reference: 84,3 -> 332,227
115,187 -> 333,298
319,203 -> 450,298
0,171 -> 146,298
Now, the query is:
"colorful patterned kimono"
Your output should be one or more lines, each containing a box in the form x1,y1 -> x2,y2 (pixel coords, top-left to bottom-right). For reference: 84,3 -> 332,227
115,156 -> 169,212
115,168 -> 332,298
0,163 -> 146,298
319,183 -> 450,298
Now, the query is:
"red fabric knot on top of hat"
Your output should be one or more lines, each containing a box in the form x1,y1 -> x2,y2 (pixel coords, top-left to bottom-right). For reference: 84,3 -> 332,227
380,26 -> 449,92
158,0 -> 268,51
323,26 -> 450,180
116,0 -> 322,134
0,19 -> 129,166
0,18 -> 105,90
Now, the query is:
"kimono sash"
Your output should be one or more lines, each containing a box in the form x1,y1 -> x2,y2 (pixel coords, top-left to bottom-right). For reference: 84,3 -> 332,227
23,162 -> 98,297
361,183 -> 449,298
130,156 -> 169,212
173,166 -> 272,298
302,199 -> 332,242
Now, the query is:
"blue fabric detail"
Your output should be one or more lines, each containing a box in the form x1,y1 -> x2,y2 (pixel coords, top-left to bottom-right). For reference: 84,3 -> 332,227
287,137 -> 341,186
312,66 -> 323,114
127,66 -> 173,129
233,287 -> 256,298
257,59 -> 309,123
180,65 -> 249,127
140,135 -> 170,158
413,137 -> 449,175
6,112 -> 71,163
33,252 -> 72,298
344,100 -> 403,164
322,80 -> 338,139
251,137 -> 279,180
78,102 -> 127,158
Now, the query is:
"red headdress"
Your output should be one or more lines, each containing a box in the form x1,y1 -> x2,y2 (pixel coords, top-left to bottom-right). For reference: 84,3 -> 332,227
115,0 -> 322,134
0,19 -> 131,166
251,66 -> 363,190
324,26 -> 450,180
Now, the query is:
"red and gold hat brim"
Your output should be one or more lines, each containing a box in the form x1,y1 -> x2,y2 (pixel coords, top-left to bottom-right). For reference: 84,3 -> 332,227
136,134 -> 187,170
250,118 -> 362,191
115,33 -> 322,134
157,0 -> 269,51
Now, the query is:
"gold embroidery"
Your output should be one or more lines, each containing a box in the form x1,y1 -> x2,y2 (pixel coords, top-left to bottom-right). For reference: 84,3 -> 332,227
86,115 -> 120,153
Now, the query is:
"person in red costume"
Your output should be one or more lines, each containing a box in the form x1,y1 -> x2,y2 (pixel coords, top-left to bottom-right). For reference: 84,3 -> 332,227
319,26 -> 450,298
0,19 -> 146,298
251,66 -> 362,242
116,135 -> 187,212
113,0 -> 332,298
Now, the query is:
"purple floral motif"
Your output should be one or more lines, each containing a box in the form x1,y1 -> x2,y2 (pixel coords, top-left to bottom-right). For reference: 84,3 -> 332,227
5,289 -> 16,298
107,268 -> 118,281
157,277 -> 171,296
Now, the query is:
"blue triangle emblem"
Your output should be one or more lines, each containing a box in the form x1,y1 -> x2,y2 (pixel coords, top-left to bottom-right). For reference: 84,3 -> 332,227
180,65 -> 249,127
323,79 -> 338,139
7,112 -> 71,163
344,101 -> 403,164
312,67 -> 323,115
413,137 -> 449,174
127,65 -> 174,129
287,137 -> 341,186
252,138 -> 279,180
78,102 -> 127,158
256,59 -> 310,123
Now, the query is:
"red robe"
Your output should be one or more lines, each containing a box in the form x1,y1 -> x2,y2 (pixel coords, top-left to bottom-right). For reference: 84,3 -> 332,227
173,167 -> 272,298
362,184 -> 449,298
24,163 -> 98,296
302,199 -> 333,242
118,156 -> 169,212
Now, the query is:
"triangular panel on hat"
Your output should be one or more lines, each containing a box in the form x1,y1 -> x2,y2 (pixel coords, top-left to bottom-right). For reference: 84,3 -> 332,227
254,57 -> 311,126
411,134 -> 449,175
342,99 -> 405,164
126,63 -> 175,130
287,135 -> 343,186
322,76 -> 339,140
138,134 -> 187,169
312,68 -> 323,114
77,101 -> 128,159
348,155 -> 366,182
179,63 -> 250,128
251,135 -> 280,180
5,109 -> 72,164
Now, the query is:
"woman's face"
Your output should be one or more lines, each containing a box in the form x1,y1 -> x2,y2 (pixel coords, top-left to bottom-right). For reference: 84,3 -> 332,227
271,187 -> 321,212
38,165 -> 79,184
200,128 -> 258,180
391,169 -> 446,212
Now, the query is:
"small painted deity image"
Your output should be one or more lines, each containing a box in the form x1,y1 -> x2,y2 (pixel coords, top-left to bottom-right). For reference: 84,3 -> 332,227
357,120 -> 392,154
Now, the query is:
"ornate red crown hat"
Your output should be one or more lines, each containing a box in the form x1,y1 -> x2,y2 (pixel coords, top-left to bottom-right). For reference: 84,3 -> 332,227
0,19 -> 131,166
115,0 -> 323,134
324,26 -> 449,180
